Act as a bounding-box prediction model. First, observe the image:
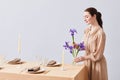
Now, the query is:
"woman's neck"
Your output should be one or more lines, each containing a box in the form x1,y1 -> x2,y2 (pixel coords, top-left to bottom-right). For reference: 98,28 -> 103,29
90,20 -> 99,29
89,22 -> 100,32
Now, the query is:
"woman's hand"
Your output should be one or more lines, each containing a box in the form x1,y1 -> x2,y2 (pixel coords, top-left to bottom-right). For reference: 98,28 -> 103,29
74,56 -> 86,63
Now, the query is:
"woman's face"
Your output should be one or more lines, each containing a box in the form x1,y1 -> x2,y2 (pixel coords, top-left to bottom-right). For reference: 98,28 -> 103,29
83,11 -> 95,25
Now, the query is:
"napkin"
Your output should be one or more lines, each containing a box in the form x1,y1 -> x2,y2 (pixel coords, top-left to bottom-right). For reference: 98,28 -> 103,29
8,58 -> 21,64
0,67 -> 3,70
47,60 -> 56,66
28,66 -> 40,72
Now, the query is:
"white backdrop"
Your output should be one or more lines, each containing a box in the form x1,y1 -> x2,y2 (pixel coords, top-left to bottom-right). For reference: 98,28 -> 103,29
0,0 -> 120,80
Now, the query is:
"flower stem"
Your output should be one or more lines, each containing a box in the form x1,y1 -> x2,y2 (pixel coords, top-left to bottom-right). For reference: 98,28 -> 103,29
72,36 -> 74,44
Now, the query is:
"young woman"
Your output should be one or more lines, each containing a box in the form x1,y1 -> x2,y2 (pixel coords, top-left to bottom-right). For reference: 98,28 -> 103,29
74,7 -> 108,80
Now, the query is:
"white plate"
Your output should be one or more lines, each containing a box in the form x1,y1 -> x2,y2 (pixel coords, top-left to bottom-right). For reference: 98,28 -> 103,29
28,68 -> 45,74
54,62 -> 61,66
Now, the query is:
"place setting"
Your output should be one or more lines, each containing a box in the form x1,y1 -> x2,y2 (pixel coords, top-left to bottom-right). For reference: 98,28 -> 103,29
7,58 -> 25,65
46,60 -> 61,67
22,56 -> 46,74
27,66 -> 45,74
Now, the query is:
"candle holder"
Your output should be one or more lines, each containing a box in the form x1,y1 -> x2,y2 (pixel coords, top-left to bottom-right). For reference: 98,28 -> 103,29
60,65 -> 66,71
60,50 -> 66,71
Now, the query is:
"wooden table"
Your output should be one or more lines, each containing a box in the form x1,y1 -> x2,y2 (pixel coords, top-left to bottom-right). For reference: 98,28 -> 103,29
0,62 -> 88,80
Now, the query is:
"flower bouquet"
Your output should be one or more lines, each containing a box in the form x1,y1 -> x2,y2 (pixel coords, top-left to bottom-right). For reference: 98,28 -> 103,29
63,29 -> 85,64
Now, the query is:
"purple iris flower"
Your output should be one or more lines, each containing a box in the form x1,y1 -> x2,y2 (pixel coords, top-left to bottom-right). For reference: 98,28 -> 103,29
63,42 -> 74,54
63,28 -> 83,56
68,46 -> 73,54
79,42 -> 85,50
69,29 -> 77,36
63,42 -> 69,50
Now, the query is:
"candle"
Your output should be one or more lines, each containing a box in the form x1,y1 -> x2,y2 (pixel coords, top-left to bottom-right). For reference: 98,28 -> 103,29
18,33 -> 21,54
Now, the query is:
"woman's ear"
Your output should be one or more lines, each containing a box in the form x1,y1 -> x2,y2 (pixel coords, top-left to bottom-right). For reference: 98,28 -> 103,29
93,14 -> 96,19
91,14 -> 97,21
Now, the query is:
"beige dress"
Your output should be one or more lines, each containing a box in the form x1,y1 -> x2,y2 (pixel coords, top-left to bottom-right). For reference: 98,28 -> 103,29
83,26 -> 108,80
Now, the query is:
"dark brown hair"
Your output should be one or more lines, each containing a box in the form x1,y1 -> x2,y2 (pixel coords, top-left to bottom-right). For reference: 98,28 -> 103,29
84,7 -> 103,28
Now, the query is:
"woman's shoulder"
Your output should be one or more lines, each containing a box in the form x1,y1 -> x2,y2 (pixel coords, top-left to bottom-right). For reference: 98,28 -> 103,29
97,27 -> 106,37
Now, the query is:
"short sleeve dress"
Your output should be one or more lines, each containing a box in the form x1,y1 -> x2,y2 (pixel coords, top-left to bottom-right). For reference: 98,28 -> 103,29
83,26 -> 108,80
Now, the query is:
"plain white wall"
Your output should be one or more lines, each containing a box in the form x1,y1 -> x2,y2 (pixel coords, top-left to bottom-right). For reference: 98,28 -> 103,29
0,0 -> 120,80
